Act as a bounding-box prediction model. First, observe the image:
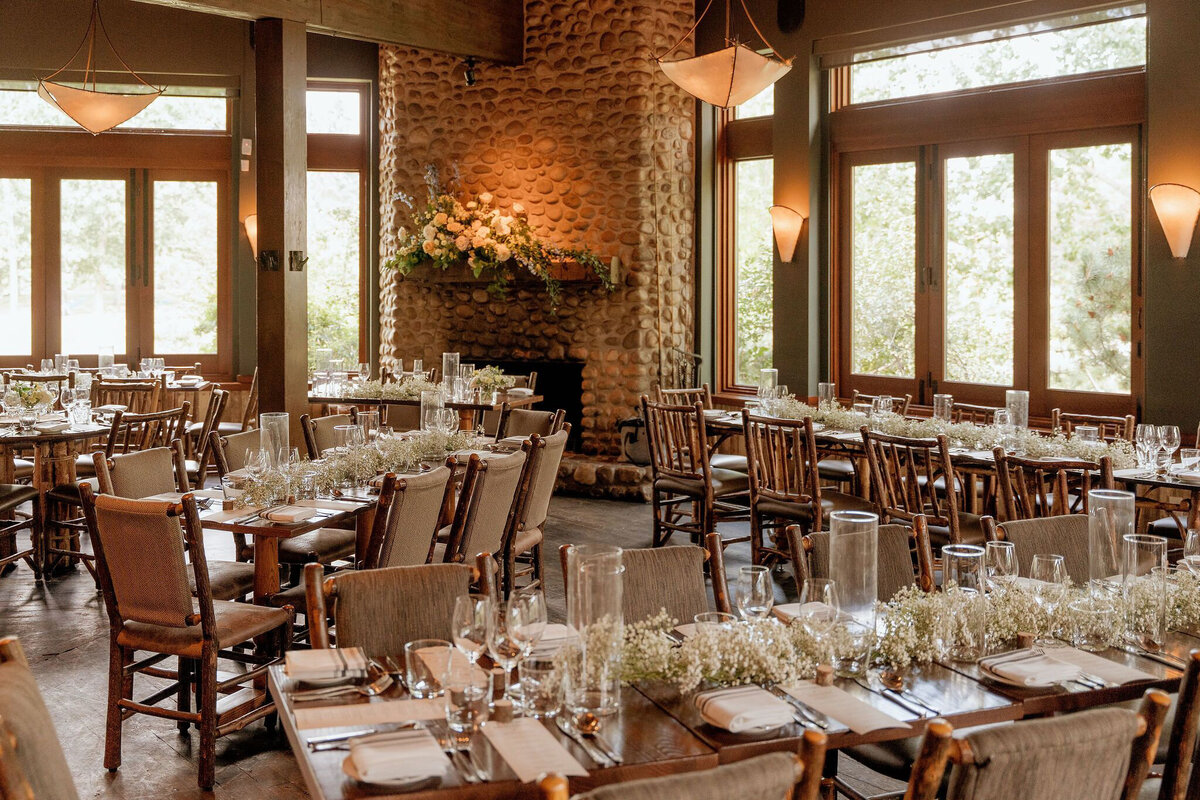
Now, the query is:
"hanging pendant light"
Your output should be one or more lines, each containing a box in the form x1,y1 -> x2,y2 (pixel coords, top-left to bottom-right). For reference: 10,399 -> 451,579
656,0 -> 793,108
38,0 -> 163,135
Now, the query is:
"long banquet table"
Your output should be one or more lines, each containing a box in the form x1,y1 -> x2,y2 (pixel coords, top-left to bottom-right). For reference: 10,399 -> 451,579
269,626 -> 1196,799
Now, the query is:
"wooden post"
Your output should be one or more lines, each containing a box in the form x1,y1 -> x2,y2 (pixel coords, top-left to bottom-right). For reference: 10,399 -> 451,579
255,18 -> 308,444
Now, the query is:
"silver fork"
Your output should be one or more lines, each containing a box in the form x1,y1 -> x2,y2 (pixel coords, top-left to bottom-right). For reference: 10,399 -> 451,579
291,672 -> 393,702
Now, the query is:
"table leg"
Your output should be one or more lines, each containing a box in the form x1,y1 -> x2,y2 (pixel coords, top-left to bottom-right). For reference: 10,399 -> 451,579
40,440 -> 78,575
253,537 -> 281,605
0,447 -> 14,563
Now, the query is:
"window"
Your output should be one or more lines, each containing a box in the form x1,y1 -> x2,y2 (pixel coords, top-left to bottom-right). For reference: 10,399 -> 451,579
0,177 -> 32,356
718,98 -> 774,393
306,83 -> 369,367
832,23 -> 1142,416
848,6 -> 1145,104
0,88 -> 228,131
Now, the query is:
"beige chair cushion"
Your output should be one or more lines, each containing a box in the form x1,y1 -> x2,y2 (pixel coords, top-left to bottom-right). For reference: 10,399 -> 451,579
621,545 -> 710,625
512,527 -> 542,556
118,601 -> 289,658
191,560 -> 256,602
656,467 -> 748,497
0,653 -> 80,800
575,751 -> 798,800
332,564 -> 474,659
710,453 -> 748,473
278,528 -> 357,565
820,490 -> 876,516
927,511 -> 987,548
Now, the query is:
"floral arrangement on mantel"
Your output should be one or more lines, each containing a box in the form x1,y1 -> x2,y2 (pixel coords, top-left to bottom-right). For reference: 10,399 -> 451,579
383,165 -> 615,306
594,571 -> 1200,692
775,398 -> 1137,469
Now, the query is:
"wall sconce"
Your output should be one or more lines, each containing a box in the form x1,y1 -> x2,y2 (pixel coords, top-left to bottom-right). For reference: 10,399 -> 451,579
1149,183 -> 1200,259
769,205 -> 806,262
243,214 -> 258,258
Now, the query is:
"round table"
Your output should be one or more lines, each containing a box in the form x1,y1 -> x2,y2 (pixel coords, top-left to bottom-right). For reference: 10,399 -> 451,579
0,422 -> 109,573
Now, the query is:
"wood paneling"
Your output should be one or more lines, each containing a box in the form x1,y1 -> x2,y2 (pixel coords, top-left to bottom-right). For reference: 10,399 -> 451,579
129,0 -> 525,64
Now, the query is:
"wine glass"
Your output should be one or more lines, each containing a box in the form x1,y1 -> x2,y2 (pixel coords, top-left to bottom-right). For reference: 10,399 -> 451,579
1030,553 -> 1067,647
1135,424 -> 1161,473
355,362 -> 371,382
1183,530 -> 1200,575
985,540 -> 1018,589
797,578 -> 839,660
508,589 -> 548,701
245,447 -> 271,481
452,594 -> 493,665
436,407 -> 459,435
1159,425 -> 1181,472
488,601 -> 526,702
735,565 -> 774,622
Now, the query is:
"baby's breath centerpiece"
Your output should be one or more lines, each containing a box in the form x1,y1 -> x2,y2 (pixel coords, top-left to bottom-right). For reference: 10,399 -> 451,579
384,165 -> 614,307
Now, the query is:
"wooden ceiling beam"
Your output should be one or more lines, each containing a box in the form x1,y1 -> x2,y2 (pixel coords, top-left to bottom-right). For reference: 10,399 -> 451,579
128,0 -> 525,64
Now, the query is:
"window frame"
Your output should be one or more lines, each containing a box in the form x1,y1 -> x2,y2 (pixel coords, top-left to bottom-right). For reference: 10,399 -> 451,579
0,135 -> 234,375
306,80 -> 370,365
716,112 -> 773,397
830,68 -> 1144,417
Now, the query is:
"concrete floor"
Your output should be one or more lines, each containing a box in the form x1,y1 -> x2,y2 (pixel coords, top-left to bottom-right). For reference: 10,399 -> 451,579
0,496 -> 901,798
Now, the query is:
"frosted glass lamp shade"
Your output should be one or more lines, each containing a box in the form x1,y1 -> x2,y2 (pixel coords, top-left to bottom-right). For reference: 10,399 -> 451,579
1149,183 -> 1200,259
244,214 -> 259,258
38,80 -> 162,135
659,44 -> 792,109
769,205 -> 805,262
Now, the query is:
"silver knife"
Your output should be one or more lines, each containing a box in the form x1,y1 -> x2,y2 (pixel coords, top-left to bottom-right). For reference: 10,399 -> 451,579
306,728 -> 376,748
1122,645 -> 1187,671
556,716 -> 611,767
765,685 -> 829,729
853,678 -> 925,717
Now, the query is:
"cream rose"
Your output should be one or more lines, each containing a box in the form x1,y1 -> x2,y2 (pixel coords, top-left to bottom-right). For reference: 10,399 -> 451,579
433,212 -> 448,225
423,224 -> 437,241
455,235 -> 470,251
422,240 -> 437,254
495,244 -> 512,262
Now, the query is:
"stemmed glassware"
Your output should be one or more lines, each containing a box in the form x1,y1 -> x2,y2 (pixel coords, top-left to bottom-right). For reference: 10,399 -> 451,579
246,448 -> 271,481
735,565 -> 774,622
488,591 -> 546,703
1135,424 -> 1161,473
1030,553 -> 1067,647
1159,425 -> 1181,474
797,578 -> 839,660
985,540 -> 1017,589
1183,530 -> 1200,574
452,594 -> 493,666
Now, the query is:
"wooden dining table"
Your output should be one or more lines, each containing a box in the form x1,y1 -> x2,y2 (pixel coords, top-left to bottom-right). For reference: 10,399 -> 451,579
309,391 -> 544,430
268,623 -> 1197,799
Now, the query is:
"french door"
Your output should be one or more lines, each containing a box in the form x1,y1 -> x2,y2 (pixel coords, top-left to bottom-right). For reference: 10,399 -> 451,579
0,167 -> 231,373
836,126 -> 1138,416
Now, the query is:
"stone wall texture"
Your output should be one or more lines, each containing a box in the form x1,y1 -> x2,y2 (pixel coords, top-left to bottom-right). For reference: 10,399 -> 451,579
378,0 -> 695,455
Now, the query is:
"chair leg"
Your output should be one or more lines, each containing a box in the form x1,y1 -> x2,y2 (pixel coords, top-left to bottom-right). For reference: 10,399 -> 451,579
104,641 -> 129,771
749,509 -> 763,566
177,657 -> 192,734
651,491 -> 668,547
197,648 -> 218,790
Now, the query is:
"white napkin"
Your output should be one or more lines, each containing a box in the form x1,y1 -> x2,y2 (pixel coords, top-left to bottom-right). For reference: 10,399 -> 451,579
1176,470 -> 1200,485
772,601 -> 836,624
695,686 -> 795,733
347,730 -> 448,783
506,387 -> 534,397
529,623 -> 576,657
262,505 -> 316,524
481,718 -> 587,783
285,647 -> 368,682
981,650 -> 1080,686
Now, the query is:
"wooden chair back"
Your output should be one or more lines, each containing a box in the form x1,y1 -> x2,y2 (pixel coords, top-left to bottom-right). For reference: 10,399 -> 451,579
301,412 -> 354,459
743,412 -> 822,520
558,532 -> 733,620
952,402 -> 1006,425
862,428 -> 966,540
210,427 -> 263,475
655,383 -> 714,409
1153,649 -> 1200,800
91,379 -> 161,414
1052,408 -> 1136,442
190,388 -> 228,487
364,466 -> 455,568
163,362 -> 202,376
444,448 -> 529,565
852,391 -> 912,416
538,737 -> 826,800
906,691 -> 1169,800
240,367 -> 260,430
304,554 -> 490,654
993,446 -> 1114,521
95,440 -> 189,498
983,515 -> 1093,585
106,404 -> 191,456
0,636 -> 80,800
510,371 -> 537,392
495,405 -> 565,440
790,515 -> 936,598
640,397 -> 713,484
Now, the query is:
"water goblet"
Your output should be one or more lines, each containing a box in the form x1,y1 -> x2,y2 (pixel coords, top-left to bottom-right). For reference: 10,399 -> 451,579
735,565 -> 774,622
487,601 -> 527,703
1135,424 -> 1161,473
1185,530 -> 1200,575
1030,553 -> 1067,647
1159,425 -> 1181,473
797,578 -> 839,661
985,540 -> 1017,589
452,594 -> 493,666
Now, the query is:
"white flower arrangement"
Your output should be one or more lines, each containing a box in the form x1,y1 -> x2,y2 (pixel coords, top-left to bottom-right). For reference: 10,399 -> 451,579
470,365 -> 515,396
384,165 -> 613,306
3,382 -> 54,410
774,398 -> 1136,469
236,429 -> 482,507
352,376 -> 441,401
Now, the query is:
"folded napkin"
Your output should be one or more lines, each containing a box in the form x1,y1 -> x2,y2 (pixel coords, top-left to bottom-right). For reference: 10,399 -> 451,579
285,647 -> 368,682
261,505 -> 316,524
507,387 -> 534,397
529,623 -> 577,657
695,686 -> 795,733
347,730 -> 448,784
33,421 -> 70,433
981,650 -> 1080,686
772,602 -> 836,624
1176,470 -> 1200,485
